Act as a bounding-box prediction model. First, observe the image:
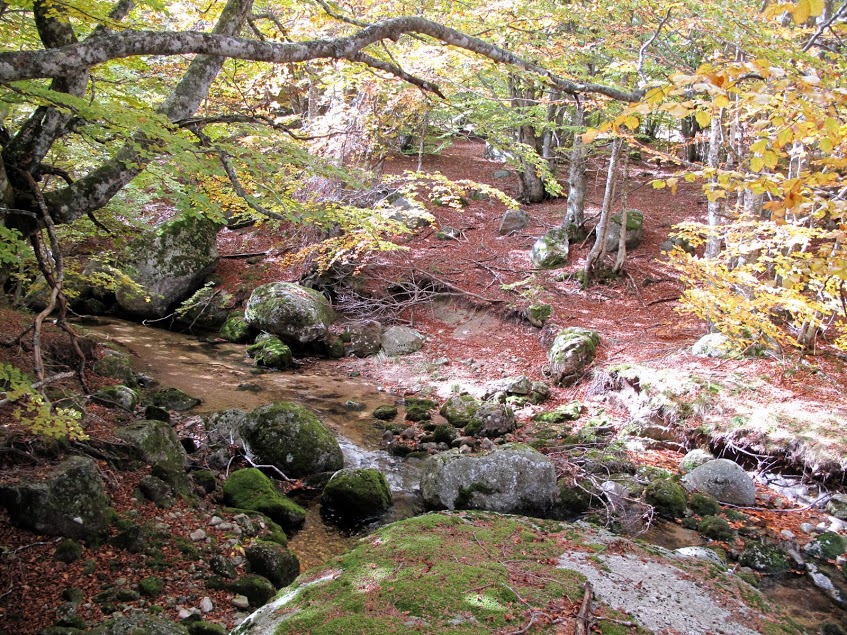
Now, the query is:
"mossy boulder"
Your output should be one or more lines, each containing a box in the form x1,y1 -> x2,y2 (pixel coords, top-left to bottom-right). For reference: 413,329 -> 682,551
432,423 -> 457,444
547,328 -> 600,386
91,385 -> 138,411
115,420 -> 189,493
381,325 -> 425,356
530,227 -> 570,269
241,402 -> 343,478
55,538 -> 85,563
439,394 -> 480,427
645,478 -> 687,519
115,214 -> 220,319
680,449 -> 715,474
92,614 -> 188,635
604,209 -> 644,252
464,402 -> 515,438
346,320 -> 384,357
245,541 -> 300,589
150,387 -> 200,411
0,456 -> 110,543
372,405 -> 398,421
92,351 -> 137,388
244,282 -> 335,345
405,397 -> 438,422
187,622 -> 228,635
805,531 -> 847,561
138,576 -> 165,597
219,314 -> 254,343
223,468 -> 306,529
421,445 -> 557,516
321,468 -> 393,528
228,574 -> 276,608
247,336 -> 294,369
681,459 -> 756,506
556,481 -> 592,519
698,515 -> 734,541
526,303 -> 552,327
532,402 -> 583,424
689,492 -> 721,517
739,543 -> 791,575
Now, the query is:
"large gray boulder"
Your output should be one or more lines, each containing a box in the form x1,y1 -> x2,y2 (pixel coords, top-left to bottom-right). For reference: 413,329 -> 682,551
321,468 -> 393,527
420,444 -> 557,516
681,458 -> 756,506
115,214 -> 220,319
0,456 -> 110,543
244,282 -> 335,345
465,402 -> 516,438
498,208 -> 530,235
347,320 -> 384,357
241,402 -> 343,478
381,325 -> 424,356
547,327 -> 600,386
115,419 -> 189,493
603,209 -> 644,252
530,227 -> 569,269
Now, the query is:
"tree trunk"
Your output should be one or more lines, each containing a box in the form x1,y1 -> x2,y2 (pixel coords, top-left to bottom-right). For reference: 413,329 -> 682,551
564,100 -> 587,233
705,112 -> 724,259
583,137 -> 623,283
613,148 -> 631,273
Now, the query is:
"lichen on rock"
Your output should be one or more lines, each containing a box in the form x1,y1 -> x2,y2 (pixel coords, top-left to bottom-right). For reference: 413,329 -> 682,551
244,282 -> 335,345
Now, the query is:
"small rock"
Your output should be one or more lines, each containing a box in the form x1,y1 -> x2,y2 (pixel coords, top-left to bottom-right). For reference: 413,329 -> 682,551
800,523 -> 816,534
209,516 -> 224,527
200,597 -> 214,613
189,529 -> 207,542
178,608 -> 194,620
232,595 -> 250,610
780,529 -> 796,540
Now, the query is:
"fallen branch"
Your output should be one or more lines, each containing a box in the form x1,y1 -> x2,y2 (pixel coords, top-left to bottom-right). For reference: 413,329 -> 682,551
219,250 -> 269,259
0,371 -> 77,408
575,581 -> 594,635
646,295 -> 679,306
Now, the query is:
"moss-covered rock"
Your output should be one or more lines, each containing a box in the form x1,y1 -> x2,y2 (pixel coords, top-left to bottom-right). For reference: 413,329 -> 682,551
228,574 -> 276,608
526,303 -> 552,327
91,385 -> 138,411
150,387 -> 201,411
645,478 -> 687,519
223,468 -> 306,529
547,328 -> 600,386
739,543 -> 791,575
556,481 -> 592,519
439,394 -> 480,427
689,492 -> 721,517
138,575 -> 165,597
92,614 -> 189,635
241,402 -> 343,477
698,515 -> 734,541
219,314 -> 254,343
246,336 -> 294,370
321,468 -> 393,528
245,541 -> 300,589
187,621 -> 228,635
405,397 -> 438,422
464,402 -> 515,438
432,423 -> 457,444
604,209 -> 644,252
530,227 -> 570,269
532,402 -> 583,424
55,538 -> 84,563
92,351 -> 137,388
115,420 -> 189,493
372,405 -> 398,421
805,531 -> 847,561
244,282 -> 335,345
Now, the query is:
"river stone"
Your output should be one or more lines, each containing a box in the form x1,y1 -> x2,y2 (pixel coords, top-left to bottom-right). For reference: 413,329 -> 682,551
603,209 -> 644,252
546,327 -> 600,386
464,402 -> 515,438
91,614 -> 189,634
150,387 -> 201,411
246,335 -> 293,369
115,420 -> 190,493
241,402 -> 343,478
244,282 -> 335,345
680,448 -> 716,474
115,214 -> 220,319
347,320 -> 384,357
321,468 -> 393,527
826,494 -> 847,520
203,409 -> 247,448
381,325 -> 424,356
92,350 -> 137,388
219,314 -> 254,343
0,456 -> 110,543
691,332 -> 734,358
91,385 -> 138,411
439,394 -> 481,427
498,208 -> 530,235
228,574 -> 277,608
804,531 -> 847,560
420,444 -> 557,516
223,468 -> 306,529
529,227 -> 570,269
681,458 -> 756,506
673,546 -> 725,565
245,542 -> 300,589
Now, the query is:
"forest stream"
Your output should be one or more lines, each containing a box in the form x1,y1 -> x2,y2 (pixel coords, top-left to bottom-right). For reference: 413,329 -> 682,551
83,318 -> 847,629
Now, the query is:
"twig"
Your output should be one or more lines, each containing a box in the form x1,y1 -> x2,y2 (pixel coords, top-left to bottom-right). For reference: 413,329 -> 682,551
646,295 -> 679,306
220,251 -> 269,259
575,581 -> 594,635
243,455 -> 293,482
0,371 -> 77,408
803,1 -> 847,51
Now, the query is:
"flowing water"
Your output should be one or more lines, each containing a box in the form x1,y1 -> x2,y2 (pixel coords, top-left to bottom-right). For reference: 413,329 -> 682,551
84,318 -> 423,570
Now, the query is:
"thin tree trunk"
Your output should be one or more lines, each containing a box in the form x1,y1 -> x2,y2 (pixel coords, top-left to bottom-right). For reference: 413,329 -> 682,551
613,146 -> 631,273
705,112 -> 724,259
564,99 -> 587,233
584,137 -> 623,283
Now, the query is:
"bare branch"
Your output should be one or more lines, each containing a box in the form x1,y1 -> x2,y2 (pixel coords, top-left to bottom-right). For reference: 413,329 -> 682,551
345,51 -> 445,97
803,0 -> 847,51
638,8 -> 673,86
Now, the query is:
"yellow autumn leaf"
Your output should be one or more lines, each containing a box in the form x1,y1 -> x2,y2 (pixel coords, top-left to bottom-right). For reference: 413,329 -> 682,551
793,0 -> 811,24
684,172 -> 697,183
624,115 -> 640,130
665,102 -> 691,118
808,0 -> 825,17
776,128 -> 793,148
750,156 -> 765,172
825,117 -> 839,134
694,110 -> 711,128
820,137 -> 834,153
750,139 -> 769,153
582,129 -> 599,144
713,94 -> 730,108
667,177 -> 679,195
645,87 -> 665,105
652,179 -> 667,189
763,150 -> 779,169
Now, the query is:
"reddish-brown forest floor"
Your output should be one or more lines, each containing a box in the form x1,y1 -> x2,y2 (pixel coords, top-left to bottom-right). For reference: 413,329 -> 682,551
1,139 -> 846,634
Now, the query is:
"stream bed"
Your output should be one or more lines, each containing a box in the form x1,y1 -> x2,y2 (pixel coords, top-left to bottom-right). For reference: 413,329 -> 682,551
84,318 -> 847,629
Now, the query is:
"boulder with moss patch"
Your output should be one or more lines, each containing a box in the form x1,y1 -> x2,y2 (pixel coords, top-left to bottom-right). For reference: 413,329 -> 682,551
404,397 -> 438,422
739,542 -> 791,575
244,282 -> 335,345
115,214 -> 220,319
530,227 -> 570,269
547,328 -> 600,386
0,456 -> 110,543
346,320 -> 384,357
91,614 -> 188,635
381,326 -> 425,356
698,515 -> 734,541
115,420 -> 189,493
805,531 -> 847,561
241,402 -> 343,478
247,335 -> 294,369
464,402 -> 515,438
245,541 -> 300,589
681,459 -> 755,507
228,574 -> 276,608
92,351 -> 137,388
421,444 -> 556,516
219,314 -> 254,343
439,394 -> 480,427
223,468 -> 306,529
645,478 -> 687,519
321,468 -> 392,528
532,402 -> 583,424
91,385 -> 138,411
603,209 -> 644,252
372,405 -> 398,421
150,387 -> 200,411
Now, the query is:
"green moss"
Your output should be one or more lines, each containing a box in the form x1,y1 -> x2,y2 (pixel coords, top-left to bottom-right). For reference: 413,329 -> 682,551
55,539 -> 84,563
439,394 -> 480,426
187,621 -> 228,635
689,492 -> 722,517
805,531 -> 847,560
372,405 -> 398,420
532,401 -> 582,424
645,478 -> 687,519
150,387 -> 200,410
611,209 -> 644,231
246,336 -> 293,369
228,574 -> 276,608
698,515 -> 734,541
432,423 -> 457,444
739,543 -> 791,575
138,576 -> 165,597
219,314 -> 253,343
405,397 -> 438,422
223,468 -> 306,529
322,468 -> 393,527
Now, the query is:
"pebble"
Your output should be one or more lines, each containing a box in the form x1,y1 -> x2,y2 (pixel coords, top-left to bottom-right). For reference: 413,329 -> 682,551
177,608 -> 193,620
231,556 -> 245,567
114,578 -> 127,587
200,597 -> 214,613
800,523 -> 816,534
780,529 -> 796,540
232,595 -> 250,609
209,516 -> 224,527
816,522 -> 828,532
189,529 -> 207,542
217,522 -> 235,531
